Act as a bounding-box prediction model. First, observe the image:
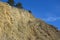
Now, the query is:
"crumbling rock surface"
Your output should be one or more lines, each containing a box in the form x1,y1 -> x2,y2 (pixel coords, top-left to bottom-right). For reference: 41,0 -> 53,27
0,2 -> 60,40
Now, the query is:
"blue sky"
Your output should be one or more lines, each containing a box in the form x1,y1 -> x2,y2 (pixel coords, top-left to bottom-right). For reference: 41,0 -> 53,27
1,0 -> 60,30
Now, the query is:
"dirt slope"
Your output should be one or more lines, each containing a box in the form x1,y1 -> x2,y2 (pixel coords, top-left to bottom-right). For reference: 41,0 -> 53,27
0,2 -> 60,40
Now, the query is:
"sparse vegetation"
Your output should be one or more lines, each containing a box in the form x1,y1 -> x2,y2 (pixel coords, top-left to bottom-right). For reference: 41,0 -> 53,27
28,10 -> 32,13
7,0 -> 32,12
7,0 -> 14,6
7,0 -> 23,8
15,2 -> 23,8
0,2 -> 60,40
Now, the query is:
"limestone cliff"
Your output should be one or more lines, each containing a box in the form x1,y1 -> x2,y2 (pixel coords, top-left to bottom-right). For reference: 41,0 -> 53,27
0,2 -> 60,40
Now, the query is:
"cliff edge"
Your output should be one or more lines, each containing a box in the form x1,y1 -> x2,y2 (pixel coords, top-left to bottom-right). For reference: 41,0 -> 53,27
0,2 -> 60,40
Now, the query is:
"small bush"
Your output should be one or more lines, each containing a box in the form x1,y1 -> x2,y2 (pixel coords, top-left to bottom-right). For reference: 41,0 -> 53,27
15,2 -> 23,8
28,10 -> 32,13
7,0 -> 14,6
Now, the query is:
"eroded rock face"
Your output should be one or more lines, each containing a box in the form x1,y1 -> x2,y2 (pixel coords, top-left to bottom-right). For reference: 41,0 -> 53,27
0,2 -> 60,40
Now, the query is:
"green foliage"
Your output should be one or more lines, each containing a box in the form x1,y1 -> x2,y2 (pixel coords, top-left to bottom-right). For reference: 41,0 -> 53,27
7,0 -> 23,8
15,2 -> 23,8
7,0 -> 32,12
7,0 -> 14,6
28,10 -> 32,13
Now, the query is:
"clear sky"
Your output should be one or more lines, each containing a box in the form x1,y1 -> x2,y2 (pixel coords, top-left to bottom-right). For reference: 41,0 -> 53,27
1,0 -> 60,30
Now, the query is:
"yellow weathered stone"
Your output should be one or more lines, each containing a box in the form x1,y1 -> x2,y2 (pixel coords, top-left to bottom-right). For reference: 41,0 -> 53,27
0,2 -> 60,40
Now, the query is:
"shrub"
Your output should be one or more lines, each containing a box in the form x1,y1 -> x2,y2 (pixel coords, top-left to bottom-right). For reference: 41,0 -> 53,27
7,0 -> 14,6
15,2 -> 23,8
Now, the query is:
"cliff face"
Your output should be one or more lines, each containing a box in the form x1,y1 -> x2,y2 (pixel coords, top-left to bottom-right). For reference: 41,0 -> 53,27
0,2 -> 60,40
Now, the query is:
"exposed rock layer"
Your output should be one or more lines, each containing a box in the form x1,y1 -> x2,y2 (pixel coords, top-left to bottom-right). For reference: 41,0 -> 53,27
0,2 -> 60,40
